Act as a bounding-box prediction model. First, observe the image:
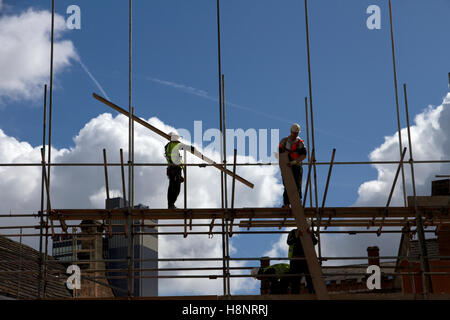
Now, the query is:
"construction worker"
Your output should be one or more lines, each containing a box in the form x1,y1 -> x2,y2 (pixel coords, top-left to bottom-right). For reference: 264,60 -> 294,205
287,220 -> 318,294
251,263 -> 290,294
279,123 -> 307,208
165,132 -> 185,209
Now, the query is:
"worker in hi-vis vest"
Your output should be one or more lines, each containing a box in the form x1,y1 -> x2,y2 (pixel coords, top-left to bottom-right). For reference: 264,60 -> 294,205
251,263 -> 290,294
164,132 -> 185,209
287,219 -> 318,294
278,123 -> 307,208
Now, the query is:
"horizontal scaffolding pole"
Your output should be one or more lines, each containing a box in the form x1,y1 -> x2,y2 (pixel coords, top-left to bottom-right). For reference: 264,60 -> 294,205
1,228 -> 445,238
45,206 -> 450,221
2,219 -> 448,230
1,159 -> 450,167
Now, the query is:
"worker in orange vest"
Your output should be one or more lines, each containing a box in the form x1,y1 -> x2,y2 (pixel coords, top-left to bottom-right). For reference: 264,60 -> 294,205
279,123 -> 307,208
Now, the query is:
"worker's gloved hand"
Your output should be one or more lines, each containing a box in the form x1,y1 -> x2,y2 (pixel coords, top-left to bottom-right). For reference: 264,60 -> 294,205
180,177 -> 185,183
287,160 -> 297,167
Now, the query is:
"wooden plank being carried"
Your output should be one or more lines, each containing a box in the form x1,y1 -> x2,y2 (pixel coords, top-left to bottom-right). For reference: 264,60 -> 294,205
279,152 -> 329,300
93,93 -> 254,189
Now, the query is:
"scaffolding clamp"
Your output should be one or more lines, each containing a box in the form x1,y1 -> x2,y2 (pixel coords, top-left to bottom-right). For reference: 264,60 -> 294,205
247,209 -> 255,230
279,208 -> 290,230
208,215 -> 217,238
229,209 -> 236,237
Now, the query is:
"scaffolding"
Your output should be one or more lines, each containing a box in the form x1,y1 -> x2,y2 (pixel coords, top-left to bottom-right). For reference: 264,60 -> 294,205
0,0 -> 450,300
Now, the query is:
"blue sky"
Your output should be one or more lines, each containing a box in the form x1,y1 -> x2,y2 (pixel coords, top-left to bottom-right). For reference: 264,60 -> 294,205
2,0 -> 449,207
0,0 -> 449,296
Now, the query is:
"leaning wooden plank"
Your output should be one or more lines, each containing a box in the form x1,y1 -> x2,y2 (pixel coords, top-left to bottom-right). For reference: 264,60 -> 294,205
279,152 -> 329,300
93,93 -> 254,189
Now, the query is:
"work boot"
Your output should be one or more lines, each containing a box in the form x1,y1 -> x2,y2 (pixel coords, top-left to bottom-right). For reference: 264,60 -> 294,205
168,204 -> 177,209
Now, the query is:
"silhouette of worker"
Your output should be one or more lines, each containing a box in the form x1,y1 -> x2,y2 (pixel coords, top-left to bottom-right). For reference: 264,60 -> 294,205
287,221 -> 318,294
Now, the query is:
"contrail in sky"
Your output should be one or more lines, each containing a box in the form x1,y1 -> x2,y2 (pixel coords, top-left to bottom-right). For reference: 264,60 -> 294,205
78,59 -> 111,101
147,76 -> 364,145
147,76 -> 291,124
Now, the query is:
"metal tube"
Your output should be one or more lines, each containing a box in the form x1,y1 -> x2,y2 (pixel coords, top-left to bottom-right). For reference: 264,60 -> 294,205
215,0 -> 226,294
184,148 -> 187,209
2,158 -> 450,167
231,149 -> 237,210
388,0 -> 407,207
47,0 -> 55,192
304,97 -> 313,208
222,74 -> 231,295
404,83 -> 433,296
317,148 -> 336,262
216,0 -> 224,210
103,149 -> 110,201
43,0 -> 55,298
127,0 -> 134,298
41,148 -> 52,298
120,149 -> 127,204
304,0 -> 319,214
229,149 -> 237,237
303,149 -> 314,207
38,84 -> 47,299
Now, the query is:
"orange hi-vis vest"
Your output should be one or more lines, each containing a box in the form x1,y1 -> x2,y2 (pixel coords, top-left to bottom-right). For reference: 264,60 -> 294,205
279,137 -> 305,160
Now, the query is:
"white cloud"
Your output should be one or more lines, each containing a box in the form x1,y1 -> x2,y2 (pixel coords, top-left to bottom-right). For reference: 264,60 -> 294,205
0,8 -> 77,102
0,113 -> 283,295
355,92 -> 450,206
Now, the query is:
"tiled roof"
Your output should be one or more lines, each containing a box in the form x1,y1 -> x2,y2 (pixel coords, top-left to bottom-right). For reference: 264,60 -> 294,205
0,235 -> 71,299
322,262 -> 397,283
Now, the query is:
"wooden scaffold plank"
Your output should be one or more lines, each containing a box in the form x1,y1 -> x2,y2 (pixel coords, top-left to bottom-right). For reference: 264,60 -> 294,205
279,152 -> 329,300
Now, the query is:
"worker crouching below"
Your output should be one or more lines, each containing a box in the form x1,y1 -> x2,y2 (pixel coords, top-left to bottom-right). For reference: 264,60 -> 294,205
165,132 -> 185,209
287,220 -> 318,294
251,263 -> 290,295
279,123 -> 307,208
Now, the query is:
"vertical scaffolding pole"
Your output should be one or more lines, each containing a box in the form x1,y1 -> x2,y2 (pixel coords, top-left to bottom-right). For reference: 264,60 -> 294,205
304,0 -> 319,212
216,0 -> 227,296
403,83 -> 432,297
304,97 -> 313,208
184,149 -> 187,209
38,84 -> 47,299
43,0 -> 56,298
222,74 -> 231,296
388,0 -> 407,207
127,0 -> 134,298
317,148 -> 336,262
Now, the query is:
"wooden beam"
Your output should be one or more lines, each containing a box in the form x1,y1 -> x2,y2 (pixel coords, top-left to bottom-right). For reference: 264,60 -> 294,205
279,152 -> 329,300
93,93 -> 254,189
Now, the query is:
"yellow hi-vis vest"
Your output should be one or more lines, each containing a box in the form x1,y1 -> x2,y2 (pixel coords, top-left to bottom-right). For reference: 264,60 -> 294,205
263,263 -> 290,275
165,142 -> 183,167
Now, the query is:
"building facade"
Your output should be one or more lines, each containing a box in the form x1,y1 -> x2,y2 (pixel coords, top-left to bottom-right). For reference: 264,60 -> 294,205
105,197 -> 158,297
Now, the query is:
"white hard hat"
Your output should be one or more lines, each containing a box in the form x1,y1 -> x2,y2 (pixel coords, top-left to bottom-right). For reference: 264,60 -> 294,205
169,132 -> 180,142
290,123 -> 301,133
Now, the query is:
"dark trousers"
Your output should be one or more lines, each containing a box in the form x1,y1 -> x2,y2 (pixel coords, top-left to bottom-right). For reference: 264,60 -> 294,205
283,165 -> 303,205
289,260 -> 314,294
167,165 -> 182,208
263,269 -> 289,294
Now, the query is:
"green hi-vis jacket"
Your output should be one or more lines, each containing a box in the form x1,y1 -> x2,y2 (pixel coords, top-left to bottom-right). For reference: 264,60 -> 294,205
263,263 -> 290,275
